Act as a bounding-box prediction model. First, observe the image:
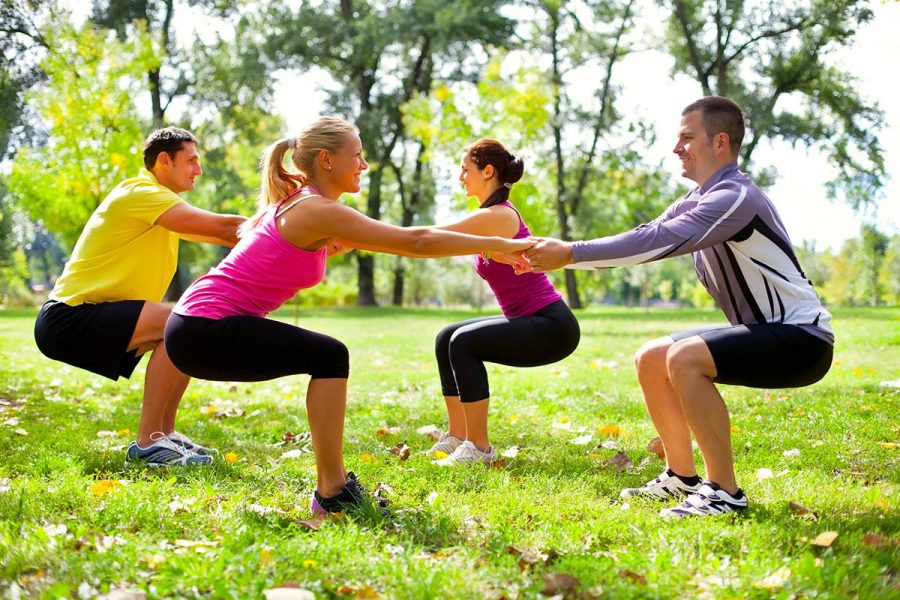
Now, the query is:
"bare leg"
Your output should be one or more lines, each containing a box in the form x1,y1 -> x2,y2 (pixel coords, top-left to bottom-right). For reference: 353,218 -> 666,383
443,395 -> 467,439
666,336 -> 738,494
306,378 -> 348,498
634,337 -> 697,477
128,302 -> 190,446
461,398 -> 490,451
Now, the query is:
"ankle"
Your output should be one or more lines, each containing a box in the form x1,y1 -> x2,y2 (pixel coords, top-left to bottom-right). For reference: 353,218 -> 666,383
316,477 -> 347,499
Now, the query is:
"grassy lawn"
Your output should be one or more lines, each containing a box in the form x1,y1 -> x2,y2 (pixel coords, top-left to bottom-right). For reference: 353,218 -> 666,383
1,305 -> 898,599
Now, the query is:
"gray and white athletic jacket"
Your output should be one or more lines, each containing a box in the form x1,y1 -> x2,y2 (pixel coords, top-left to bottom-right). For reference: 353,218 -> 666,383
570,162 -> 833,344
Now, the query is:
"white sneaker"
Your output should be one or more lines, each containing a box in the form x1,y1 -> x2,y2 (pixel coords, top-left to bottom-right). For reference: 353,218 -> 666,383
620,468 -> 702,500
660,482 -> 748,518
426,432 -> 464,458
168,430 -> 217,456
433,440 -> 496,466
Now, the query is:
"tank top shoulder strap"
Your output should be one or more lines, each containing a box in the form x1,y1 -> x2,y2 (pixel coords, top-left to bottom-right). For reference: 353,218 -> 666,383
275,188 -> 320,219
496,199 -> 525,227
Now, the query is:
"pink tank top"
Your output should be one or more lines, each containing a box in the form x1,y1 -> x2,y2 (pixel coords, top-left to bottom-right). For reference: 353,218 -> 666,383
174,190 -> 327,319
475,201 -> 562,317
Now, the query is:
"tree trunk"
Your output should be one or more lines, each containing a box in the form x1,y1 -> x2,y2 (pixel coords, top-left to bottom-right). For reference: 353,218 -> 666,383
356,168 -> 383,306
391,258 -> 404,306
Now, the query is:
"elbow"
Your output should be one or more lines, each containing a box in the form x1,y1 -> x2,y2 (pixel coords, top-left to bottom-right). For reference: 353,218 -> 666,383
410,230 -> 434,255
222,216 -> 245,246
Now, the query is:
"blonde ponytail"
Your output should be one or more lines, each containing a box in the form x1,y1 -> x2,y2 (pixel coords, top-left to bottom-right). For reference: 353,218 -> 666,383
240,117 -> 359,238
239,139 -> 306,237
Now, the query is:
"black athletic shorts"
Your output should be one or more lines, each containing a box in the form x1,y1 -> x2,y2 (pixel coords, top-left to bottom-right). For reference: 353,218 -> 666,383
33,299 -> 145,381
669,323 -> 833,389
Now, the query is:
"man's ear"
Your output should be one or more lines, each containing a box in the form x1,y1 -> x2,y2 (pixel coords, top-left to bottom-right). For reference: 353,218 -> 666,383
714,132 -> 731,154
156,151 -> 172,169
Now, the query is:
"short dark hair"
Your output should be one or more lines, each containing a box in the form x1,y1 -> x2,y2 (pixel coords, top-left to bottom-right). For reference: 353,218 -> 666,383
143,127 -> 199,170
682,96 -> 745,155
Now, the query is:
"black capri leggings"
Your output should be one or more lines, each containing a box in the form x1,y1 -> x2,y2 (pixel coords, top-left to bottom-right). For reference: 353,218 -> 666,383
164,313 -> 349,382
436,299 -> 580,403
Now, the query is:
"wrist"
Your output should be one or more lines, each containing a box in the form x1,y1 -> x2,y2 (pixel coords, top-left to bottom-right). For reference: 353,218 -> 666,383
564,241 -> 575,265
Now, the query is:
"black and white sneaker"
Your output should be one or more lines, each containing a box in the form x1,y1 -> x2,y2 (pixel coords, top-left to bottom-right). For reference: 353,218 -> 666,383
659,482 -> 748,518
620,468 -> 702,500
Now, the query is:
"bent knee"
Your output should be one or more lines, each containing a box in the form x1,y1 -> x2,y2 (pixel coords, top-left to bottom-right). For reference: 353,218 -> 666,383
665,337 -> 715,380
634,337 -> 673,373
311,338 -> 350,379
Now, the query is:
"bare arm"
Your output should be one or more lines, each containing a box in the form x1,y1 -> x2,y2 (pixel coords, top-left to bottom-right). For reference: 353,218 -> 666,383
283,198 -> 533,257
156,203 -> 246,247
333,205 -> 521,258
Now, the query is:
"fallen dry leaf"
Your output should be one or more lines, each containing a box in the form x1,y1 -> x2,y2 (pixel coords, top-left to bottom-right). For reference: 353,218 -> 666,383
754,567 -> 791,591
861,533 -> 897,549
490,459 -> 509,469
646,437 -> 665,459
619,570 -> 647,585
810,531 -> 838,547
788,501 -> 817,520
416,424 -> 441,441
756,468 -> 774,481
375,427 -> 400,437
297,512 -> 329,531
98,589 -> 146,600
542,572 -> 580,596
502,446 -> 520,458
607,451 -> 633,471
262,584 -> 314,600
389,442 -> 411,461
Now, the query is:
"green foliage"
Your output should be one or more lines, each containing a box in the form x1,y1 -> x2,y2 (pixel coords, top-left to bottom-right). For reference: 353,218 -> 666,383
6,23 -> 155,248
663,0 -> 885,209
0,306 -> 897,597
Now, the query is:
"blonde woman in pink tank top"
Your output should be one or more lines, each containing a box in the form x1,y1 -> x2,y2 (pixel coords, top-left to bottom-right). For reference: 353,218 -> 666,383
164,117 -> 533,516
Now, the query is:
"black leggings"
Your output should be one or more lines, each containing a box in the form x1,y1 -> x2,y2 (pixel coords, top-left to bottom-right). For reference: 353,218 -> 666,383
164,313 -> 349,382
436,299 -> 580,402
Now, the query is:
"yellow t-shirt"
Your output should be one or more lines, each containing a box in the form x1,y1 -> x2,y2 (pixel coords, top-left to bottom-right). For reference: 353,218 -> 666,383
51,168 -> 184,306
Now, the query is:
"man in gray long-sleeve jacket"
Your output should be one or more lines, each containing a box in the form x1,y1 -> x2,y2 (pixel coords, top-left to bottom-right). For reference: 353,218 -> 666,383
524,96 -> 833,518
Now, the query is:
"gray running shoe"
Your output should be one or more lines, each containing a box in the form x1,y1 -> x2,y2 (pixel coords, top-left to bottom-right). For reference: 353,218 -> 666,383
126,432 -> 212,467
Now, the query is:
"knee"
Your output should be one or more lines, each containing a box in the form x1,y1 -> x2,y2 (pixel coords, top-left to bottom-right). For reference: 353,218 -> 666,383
634,338 -> 670,378
435,324 -> 458,354
665,338 -> 713,384
316,338 -> 350,378
448,329 -> 475,358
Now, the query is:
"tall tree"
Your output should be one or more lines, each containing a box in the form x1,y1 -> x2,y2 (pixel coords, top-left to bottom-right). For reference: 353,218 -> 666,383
91,0 -> 187,127
256,0 -> 516,305
663,0 -> 885,209
528,0 -> 639,307
0,0 -> 50,160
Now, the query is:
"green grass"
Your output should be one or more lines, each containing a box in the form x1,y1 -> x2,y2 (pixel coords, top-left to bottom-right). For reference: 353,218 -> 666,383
1,306 -> 898,599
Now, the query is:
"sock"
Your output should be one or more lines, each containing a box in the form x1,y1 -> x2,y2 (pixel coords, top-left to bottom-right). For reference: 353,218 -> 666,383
667,468 -> 701,486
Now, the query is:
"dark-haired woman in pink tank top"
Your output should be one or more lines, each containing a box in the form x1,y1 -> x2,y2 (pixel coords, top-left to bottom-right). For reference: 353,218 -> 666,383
426,140 -> 581,465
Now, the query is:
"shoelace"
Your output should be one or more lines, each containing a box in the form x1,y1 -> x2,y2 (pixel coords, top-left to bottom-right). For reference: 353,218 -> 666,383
148,432 -> 198,462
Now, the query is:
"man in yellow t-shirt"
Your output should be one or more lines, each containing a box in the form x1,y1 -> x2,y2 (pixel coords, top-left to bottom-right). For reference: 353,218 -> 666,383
34,127 -> 246,466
